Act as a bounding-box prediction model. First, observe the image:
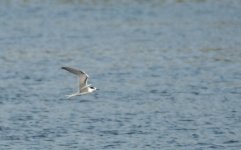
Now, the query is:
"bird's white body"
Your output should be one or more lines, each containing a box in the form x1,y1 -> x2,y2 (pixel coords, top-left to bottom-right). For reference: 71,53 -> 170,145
66,85 -> 96,98
62,67 -> 97,98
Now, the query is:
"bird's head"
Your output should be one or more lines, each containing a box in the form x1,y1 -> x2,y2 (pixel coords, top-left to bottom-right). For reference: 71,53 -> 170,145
89,86 -> 98,92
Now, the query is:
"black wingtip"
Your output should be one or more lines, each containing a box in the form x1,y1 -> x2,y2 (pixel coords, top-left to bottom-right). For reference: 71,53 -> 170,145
61,67 -> 66,69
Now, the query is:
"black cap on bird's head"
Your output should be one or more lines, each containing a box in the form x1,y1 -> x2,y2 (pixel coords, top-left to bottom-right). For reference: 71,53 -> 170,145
89,86 -> 96,90
90,86 -> 99,91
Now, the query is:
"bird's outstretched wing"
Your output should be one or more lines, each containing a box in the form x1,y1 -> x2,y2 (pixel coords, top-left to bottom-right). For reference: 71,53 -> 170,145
61,67 -> 89,90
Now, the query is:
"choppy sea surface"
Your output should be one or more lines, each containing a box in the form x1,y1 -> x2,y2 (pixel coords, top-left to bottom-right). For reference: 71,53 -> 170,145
1,0 -> 241,149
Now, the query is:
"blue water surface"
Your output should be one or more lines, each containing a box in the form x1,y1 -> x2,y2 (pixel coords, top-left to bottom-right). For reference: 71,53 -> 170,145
0,0 -> 241,149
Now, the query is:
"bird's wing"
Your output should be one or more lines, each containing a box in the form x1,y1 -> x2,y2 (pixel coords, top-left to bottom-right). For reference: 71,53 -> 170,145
61,67 -> 89,90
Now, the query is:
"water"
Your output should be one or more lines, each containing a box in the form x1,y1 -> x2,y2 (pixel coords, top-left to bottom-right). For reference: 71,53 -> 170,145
1,0 -> 241,149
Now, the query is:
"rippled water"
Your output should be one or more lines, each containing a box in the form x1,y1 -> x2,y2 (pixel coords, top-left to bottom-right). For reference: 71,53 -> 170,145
1,0 -> 241,149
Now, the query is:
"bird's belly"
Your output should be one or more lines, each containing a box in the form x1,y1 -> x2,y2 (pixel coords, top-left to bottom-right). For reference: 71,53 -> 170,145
80,87 -> 89,93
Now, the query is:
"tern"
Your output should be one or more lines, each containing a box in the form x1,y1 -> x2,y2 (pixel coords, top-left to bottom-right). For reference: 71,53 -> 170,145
61,66 -> 97,98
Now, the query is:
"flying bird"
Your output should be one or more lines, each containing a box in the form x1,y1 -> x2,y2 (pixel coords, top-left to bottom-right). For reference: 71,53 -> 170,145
61,66 -> 97,98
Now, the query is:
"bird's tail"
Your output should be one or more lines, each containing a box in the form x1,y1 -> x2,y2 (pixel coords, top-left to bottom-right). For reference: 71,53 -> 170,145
66,93 -> 78,98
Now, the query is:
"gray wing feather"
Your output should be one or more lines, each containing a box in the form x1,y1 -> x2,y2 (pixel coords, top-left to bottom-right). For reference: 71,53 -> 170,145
61,67 -> 89,90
